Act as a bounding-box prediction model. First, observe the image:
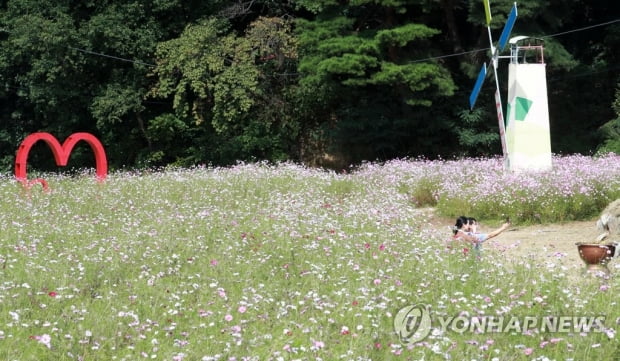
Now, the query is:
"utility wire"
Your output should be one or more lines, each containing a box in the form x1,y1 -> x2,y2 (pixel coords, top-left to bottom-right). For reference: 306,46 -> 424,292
547,64 -> 620,83
68,46 -> 155,67
1,28 -> 156,67
65,18 -> 620,68
1,17 -> 617,93
540,18 -> 620,39
409,48 -> 489,63
1,15 -> 618,68
409,18 -> 620,64
48,18 -> 620,68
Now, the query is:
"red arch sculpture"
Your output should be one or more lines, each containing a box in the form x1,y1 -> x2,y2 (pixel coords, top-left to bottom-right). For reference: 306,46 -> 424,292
15,132 -> 108,187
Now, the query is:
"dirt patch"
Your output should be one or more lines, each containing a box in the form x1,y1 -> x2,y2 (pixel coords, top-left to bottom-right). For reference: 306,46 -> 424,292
423,209 -> 619,274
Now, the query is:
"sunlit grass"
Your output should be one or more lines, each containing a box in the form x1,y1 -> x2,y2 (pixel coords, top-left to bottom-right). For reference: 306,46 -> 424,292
0,155 -> 618,360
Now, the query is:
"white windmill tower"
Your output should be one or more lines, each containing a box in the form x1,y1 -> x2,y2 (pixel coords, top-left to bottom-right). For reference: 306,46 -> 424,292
505,36 -> 552,171
469,1 -> 552,172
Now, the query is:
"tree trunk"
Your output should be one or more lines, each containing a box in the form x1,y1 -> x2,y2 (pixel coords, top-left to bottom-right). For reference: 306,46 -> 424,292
136,112 -> 152,149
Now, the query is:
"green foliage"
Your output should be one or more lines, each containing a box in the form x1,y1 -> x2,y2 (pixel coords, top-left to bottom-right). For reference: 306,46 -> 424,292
91,83 -> 145,127
292,0 -> 339,14
150,15 -> 301,165
540,38 -> 579,72
323,178 -> 361,198
398,177 -> 439,207
375,23 -> 440,47
151,18 -> 238,124
294,0 -> 457,165
597,119 -> 620,155
597,82 -> 620,155
430,154 -> 620,224
0,7 -> 84,124
245,16 -> 298,63
0,0 -> 618,171
456,108 -> 500,155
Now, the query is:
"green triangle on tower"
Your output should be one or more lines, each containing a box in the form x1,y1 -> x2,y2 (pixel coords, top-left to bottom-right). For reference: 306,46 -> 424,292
515,96 -> 533,121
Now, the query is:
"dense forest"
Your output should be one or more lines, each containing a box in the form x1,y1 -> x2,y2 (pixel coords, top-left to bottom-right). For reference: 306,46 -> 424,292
1,0 -> 619,171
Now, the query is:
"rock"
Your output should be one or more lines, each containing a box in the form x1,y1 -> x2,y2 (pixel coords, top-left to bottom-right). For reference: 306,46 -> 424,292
596,199 -> 620,242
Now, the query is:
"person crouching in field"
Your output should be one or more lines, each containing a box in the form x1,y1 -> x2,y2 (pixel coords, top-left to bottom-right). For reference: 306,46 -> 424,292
449,216 -> 511,255
467,217 -> 511,249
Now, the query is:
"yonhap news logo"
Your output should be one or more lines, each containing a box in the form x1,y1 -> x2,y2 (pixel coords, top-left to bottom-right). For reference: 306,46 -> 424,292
394,304 -> 607,345
393,304 -> 432,344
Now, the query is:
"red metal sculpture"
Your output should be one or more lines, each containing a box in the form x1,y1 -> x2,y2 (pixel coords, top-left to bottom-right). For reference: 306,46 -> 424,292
15,132 -> 108,189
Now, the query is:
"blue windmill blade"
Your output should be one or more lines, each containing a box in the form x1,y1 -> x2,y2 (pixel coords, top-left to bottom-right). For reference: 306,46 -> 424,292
469,63 -> 488,109
498,3 -> 518,52
470,2 -> 518,110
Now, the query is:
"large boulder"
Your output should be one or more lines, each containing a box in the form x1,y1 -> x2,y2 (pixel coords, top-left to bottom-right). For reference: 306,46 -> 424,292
597,199 -> 620,242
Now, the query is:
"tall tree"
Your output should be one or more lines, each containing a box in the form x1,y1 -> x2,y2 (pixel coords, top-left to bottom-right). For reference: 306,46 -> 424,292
545,0 -> 620,153
149,15 -> 299,165
597,81 -> 620,154
293,0 -> 457,166
1,0 -> 617,171
0,0 -> 89,170
73,0 -> 230,167
0,0 -> 227,170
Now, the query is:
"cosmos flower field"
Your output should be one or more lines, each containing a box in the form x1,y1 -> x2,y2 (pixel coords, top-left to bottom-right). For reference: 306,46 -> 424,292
0,153 -> 619,360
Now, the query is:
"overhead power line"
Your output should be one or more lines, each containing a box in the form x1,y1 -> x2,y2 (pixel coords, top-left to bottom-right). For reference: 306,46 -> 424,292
541,18 -> 620,39
1,17 -> 617,87
409,18 -> 620,64
68,47 -> 155,67
409,48 -> 489,63
66,18 -> 619,68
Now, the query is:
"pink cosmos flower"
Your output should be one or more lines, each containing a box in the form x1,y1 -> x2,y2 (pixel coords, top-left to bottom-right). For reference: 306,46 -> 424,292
313,340 -> 325,349
605,328 -> 616,339
31,334 -> 51,349
172,353 -> 186,361
198,309 -> 212,317
238,306 -> 247,313
524,347 -> 533,355
224,314 -> 233,322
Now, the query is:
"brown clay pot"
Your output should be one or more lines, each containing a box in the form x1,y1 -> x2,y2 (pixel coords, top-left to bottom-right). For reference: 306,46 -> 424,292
575,243 -> 616,275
